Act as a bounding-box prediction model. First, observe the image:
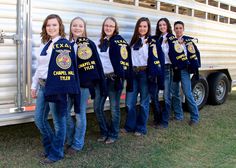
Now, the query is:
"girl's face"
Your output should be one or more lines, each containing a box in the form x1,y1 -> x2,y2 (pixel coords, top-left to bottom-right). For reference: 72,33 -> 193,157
174,24 -> 184,38
138,21 -> 149,37
103,19 -> 116,37
71,19 -> 85,39
159,20 -> 167,34
46,18 -> 60,39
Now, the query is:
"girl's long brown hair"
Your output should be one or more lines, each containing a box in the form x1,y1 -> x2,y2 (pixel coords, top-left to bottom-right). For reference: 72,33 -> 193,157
130,17 -> 151,47
155,18 -> 172,39
98,17 -> 119,49
40,14 -> 66,44
69,16 -> 87,41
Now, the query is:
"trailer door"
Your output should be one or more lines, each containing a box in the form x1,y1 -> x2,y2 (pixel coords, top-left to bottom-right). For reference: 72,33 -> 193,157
0,0 -> 25,115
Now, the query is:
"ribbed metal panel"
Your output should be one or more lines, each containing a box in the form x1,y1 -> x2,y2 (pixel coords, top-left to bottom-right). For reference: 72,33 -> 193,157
0,0 -> 17,113
31,0 -> 236,84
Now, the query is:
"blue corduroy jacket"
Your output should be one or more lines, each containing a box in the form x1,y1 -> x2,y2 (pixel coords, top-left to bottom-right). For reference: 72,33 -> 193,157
45,38 -> 80,113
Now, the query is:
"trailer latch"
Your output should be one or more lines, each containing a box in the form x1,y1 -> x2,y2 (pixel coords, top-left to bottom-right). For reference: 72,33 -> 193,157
0,30 -> 21,44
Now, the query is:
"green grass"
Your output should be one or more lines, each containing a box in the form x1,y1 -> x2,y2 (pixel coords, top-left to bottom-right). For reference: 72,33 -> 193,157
0,91 -> 236,168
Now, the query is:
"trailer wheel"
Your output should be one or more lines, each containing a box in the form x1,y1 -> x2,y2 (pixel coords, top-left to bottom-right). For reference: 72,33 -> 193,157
207,72 -> 229,105
191,76 -> 209,109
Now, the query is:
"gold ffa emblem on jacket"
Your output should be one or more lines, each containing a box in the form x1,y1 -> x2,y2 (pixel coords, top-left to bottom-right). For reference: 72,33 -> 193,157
150,43 -> 158,58
174,41 -> 184,53
119,44 -> 128,60
187,42 -> 196,54
77,43 -> 92,60
56,50 -> 71,69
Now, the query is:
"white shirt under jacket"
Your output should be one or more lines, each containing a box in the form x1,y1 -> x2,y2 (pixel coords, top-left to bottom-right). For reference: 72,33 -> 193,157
95,38 -> 114,74
131,36 -> 148,67
161,33 -> 171,64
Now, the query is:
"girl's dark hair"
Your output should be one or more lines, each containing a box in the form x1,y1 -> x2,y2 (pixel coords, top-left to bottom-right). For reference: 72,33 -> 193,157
155,18 -> 172,39
41,14 -> 66,44
69,16 -> 87,41
98,17 -> 119,49
174,21 -> 185,28
130,17 -> 151,47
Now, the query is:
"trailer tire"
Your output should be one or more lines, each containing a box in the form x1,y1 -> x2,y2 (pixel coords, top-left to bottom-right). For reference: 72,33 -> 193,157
207,72 -> 229,105
191,76 -> 209,110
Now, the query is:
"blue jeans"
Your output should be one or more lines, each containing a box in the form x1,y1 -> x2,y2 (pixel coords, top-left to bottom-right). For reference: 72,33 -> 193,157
94,79 -> 123,140
124,71 -> 150,134
34,86 -> 66,161
161,65 -> 173,127
150,84 -> 161,125
66,87 -> 89,150
172,68 -> 199,122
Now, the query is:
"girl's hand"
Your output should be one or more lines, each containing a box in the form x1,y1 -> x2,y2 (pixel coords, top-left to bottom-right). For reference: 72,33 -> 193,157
31,89 -> 37,99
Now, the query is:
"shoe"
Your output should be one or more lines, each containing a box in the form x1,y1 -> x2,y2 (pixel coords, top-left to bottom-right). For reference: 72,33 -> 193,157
134,132 -> 143,136
189,120 -> 198,127
64,144 -> 71,150
97,136 -> 107,142
173,118 -> 183,123
153,125 -> 158,129
120,128 -> 128,134
39,158 -> 55,165
105,138 -> 116,144
158,124 -> 168,129
169,116 -> 175,121
150,123 -> 159,129
65,147 -> 78,156
170,116 -> 183,121
36,152 -> 46,158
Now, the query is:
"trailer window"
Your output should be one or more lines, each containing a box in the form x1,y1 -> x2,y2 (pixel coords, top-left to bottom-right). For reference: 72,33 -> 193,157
179,6 -> 192,16
194,10 -> 206,19
231,6 -> 236,13
160,2 -> 176,13
113,0 -> 134,5
220,3 -> 229,10
230,18 -> 236,24
208,0 -> 218,7
139,0 -> 156,9
195,0 -> 206,4
219,15 -> 228,23
208,13 -> 218,21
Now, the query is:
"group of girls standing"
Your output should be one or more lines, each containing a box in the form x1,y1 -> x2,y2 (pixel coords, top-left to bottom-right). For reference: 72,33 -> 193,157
31,14 -> 200,164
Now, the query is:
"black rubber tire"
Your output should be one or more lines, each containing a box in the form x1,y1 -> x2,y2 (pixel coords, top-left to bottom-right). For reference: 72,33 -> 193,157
190,76 -> 209,110
207,72 -> 229,105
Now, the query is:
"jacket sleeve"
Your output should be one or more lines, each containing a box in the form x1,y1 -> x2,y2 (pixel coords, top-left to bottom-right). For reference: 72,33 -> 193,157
193,42 -> 201,67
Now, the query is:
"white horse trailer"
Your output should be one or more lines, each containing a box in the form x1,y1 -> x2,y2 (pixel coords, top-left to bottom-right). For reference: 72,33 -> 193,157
0,0 -> 236,126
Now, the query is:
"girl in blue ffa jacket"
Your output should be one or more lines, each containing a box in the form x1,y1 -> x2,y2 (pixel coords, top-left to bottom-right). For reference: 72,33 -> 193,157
66,17 -> 105,154
155,18 -> 189,128
95,17 -> 133,144
121,17 -> 164,135
172,21 -> 200,126
31,14 -> 80,164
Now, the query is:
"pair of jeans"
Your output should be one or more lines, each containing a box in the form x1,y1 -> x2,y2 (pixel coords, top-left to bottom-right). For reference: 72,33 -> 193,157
161,64 -> 173,127
66,87 -> 89,150
124,71 -> 150,134
94,79 -> 123,140
34,85 -> 66,161
172,68 -> 199,122
150,84 -> 161,125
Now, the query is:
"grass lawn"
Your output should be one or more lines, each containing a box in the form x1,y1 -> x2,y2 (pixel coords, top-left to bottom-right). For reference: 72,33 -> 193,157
0,91 -> 236,168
